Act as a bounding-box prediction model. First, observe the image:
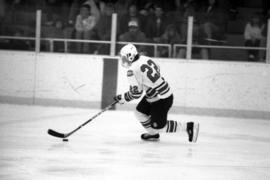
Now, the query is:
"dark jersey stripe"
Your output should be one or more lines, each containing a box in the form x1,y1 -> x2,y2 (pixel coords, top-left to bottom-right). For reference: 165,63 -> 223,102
160,87 -> 170,95
124,92 -> 131,102
146,82 -> 165,97
131,93 -> 141,99
124,91 -> 142,102
146,80 -> 170,99
157,83 -> 168,93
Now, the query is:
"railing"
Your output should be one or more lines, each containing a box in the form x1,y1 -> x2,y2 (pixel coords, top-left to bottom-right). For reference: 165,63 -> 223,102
0,10 -> 269,63
0,36 -> 172,57
0,36 -> 36,41
172,44 -> 187,57
116,41 -> 171,57
42,39 -> 172,57
173,16 -> 270,61
173,44 -> 267,54
0,34 -> 266,60
0,36 -> 171,57
42,38 -> 110,53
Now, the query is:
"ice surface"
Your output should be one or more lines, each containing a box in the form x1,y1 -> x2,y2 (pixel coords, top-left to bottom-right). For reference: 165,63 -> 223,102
1,104 -> 270,180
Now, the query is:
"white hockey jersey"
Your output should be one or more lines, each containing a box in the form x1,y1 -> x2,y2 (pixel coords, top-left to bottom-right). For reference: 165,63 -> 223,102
123,55 -> 172,103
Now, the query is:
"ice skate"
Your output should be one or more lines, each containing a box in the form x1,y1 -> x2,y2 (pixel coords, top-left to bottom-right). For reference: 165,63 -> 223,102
141,133 -> 160,141
186,122 -> 199,142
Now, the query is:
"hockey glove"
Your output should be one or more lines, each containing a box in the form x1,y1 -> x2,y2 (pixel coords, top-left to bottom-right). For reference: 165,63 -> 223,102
114,94 -> 126,104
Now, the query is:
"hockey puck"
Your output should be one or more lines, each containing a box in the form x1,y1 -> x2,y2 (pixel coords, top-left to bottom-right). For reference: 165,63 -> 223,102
63,138 -> 69,142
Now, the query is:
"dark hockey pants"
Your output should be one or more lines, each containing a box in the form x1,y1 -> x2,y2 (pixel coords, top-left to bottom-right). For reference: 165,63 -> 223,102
136,94 -> 173,129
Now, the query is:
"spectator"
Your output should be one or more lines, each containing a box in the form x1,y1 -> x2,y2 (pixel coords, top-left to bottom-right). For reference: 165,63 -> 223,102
61,0 -> 74,26
75,4 -> 97,53
118,4 -> 145,35
139,2 -> 155,17
244,14 -> 265,61
119,20 -> 147,42
96,3 -> 114,41
38,0 -> 74,26
227,0 -> 240,20
42,0 -> 64,26
0,0 -> 6,22
199,0 -> 226,41
68,0 -> 102,27
142,0 -> 181,12
114,0 -> 132,15
96,3 -> 114,54
10,0 -> 26,11
158,24 -> 185,58
179,0 -> 199,40
119,20 -> 148,55
9,29 -> 31,50
0,0 -> 6,33
67,0 -> 85,26
259,10 -> 270,62
144,5 -> 169,42
197,0 -> 227,59
179,0 -> 208,59
43,20 -> 64,38
43,20 -> 65,52
5,0 -> 26,25
83,0 -> 105,22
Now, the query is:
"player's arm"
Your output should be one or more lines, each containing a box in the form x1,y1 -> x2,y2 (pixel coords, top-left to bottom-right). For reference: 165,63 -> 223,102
114,70 -> 143,104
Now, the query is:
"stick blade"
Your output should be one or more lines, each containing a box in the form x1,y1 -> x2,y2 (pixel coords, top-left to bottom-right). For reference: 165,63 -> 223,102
48,129 -> 66,138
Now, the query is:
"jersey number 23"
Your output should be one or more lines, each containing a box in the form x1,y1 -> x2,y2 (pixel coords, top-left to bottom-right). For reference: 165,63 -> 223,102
140,60 -> 160,83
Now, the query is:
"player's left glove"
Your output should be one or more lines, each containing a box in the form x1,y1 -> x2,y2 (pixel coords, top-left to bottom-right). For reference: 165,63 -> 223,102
114,94 -> 126,104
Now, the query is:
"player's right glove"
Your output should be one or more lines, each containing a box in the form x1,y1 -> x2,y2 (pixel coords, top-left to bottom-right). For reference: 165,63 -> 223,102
114,94 -> 126,104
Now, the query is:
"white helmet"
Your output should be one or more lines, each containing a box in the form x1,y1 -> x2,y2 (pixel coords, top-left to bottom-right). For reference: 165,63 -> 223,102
120,43 -> 138,68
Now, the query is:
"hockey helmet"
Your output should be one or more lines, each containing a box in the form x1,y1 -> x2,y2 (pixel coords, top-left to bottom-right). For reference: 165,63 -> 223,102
119,43 -> 138,68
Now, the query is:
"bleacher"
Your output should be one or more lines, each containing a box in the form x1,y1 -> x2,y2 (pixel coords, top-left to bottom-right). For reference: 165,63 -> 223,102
0,0 -> 268,61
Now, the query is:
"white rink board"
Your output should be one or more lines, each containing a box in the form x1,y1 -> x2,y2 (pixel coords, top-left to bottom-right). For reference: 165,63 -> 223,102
0,51 -> 36,98
1,50 -> 270,114
183,61 -> 270,111
0,51 -> 103,103
117,59 -> 270,112
36,53 -> 103,102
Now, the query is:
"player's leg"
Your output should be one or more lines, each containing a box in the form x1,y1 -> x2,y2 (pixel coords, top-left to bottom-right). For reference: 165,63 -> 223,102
149,95 -> 186,133
163,120 -> 199,142
150,95 -> 199,142
136,95 -> 173,141
135,95 -> 199,142
135,96 -> 160,141
136,95 -> 188,141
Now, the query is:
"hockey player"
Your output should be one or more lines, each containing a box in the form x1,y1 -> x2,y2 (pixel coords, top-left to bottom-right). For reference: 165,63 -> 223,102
114,44 -> 199,142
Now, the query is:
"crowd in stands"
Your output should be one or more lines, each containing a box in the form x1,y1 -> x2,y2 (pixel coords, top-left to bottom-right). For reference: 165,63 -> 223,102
0,0 -> 269,61
244,13 -> 267,61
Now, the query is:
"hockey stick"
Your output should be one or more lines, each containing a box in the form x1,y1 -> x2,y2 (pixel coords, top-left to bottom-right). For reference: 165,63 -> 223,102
47,101 -> 118,139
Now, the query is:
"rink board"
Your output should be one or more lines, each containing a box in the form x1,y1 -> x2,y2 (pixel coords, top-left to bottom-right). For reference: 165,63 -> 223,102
117,59 -> 270,118
0,51 -> 103,108
1,50 -> 270,118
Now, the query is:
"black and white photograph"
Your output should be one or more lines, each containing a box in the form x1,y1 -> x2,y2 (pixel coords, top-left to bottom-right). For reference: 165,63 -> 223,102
0,0 -> 270,179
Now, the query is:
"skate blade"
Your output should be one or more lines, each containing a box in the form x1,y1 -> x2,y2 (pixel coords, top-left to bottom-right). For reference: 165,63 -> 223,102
192,123 -> 199,143
142,138 -> 160,142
